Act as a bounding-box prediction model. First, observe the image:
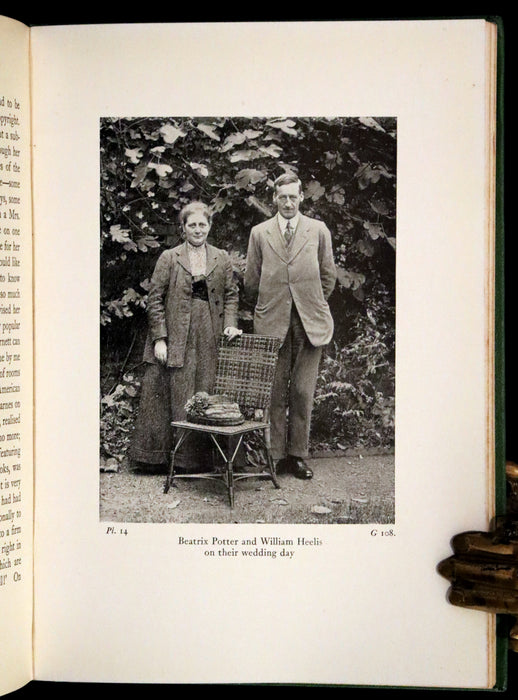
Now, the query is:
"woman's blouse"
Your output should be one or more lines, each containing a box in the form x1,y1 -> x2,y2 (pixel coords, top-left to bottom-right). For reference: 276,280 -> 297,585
186,242 -> 206,276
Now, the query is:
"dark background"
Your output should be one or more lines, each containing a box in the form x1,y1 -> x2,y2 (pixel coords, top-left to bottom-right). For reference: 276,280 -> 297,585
3,8 -> 515,698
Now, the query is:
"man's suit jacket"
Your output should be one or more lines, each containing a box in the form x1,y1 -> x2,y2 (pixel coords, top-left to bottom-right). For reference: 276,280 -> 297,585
143,242 -> 238,367
244,213 -> 337,347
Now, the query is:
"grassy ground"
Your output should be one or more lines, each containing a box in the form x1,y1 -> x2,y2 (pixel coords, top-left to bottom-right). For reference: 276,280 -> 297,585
100,452 -> 394,524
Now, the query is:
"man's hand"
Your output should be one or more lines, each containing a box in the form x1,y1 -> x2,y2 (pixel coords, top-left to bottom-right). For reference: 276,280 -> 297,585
154,339 -> 168,364
223,326 -> 242,340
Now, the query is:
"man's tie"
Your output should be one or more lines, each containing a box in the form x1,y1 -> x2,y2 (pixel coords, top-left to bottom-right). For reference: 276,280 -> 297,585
284,220 -> 293,245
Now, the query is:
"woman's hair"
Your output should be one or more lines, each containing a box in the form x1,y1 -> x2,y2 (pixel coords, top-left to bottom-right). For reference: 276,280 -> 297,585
178,201 -> 212,226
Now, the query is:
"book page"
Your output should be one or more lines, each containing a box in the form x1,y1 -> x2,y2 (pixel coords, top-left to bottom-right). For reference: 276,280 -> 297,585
0,15 -> 34,698
31,20 -> 498,688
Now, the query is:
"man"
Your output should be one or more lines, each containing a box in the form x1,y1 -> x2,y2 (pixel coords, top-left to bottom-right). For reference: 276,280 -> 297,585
244,173 -> 337,479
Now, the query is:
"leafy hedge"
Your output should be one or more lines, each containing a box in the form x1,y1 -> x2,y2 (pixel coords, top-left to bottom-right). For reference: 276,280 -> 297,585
100,116 -> 396,462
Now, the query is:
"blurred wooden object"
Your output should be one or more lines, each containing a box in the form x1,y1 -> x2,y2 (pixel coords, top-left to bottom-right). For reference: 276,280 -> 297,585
438,462 -> 518,652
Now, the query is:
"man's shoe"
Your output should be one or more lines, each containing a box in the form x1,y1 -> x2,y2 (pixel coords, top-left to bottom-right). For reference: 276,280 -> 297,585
274,457 -> 290,474
286,456 -> 313,480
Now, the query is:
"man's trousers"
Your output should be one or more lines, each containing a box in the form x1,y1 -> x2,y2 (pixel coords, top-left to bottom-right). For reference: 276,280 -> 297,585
270,307 -> 323,460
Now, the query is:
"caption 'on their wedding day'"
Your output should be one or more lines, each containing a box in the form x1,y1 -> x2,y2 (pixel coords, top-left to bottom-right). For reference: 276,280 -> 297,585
105,526 -> 326,560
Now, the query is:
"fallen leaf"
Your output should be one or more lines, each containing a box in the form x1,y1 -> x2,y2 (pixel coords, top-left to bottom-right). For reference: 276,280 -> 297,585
270,498 -> 289,506
311,505 -> 332,515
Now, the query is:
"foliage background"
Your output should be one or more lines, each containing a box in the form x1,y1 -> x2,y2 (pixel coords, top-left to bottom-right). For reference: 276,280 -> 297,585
100,116 -> 396,464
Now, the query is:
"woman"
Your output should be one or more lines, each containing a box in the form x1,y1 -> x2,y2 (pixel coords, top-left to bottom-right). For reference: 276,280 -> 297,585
129,201 -> 240,472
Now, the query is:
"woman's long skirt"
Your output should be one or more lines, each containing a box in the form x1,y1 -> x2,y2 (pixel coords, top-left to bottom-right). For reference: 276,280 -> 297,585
128,299 -> 217,471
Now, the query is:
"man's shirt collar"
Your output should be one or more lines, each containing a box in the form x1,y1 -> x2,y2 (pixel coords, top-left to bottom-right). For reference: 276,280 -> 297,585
277,212 -> 300,232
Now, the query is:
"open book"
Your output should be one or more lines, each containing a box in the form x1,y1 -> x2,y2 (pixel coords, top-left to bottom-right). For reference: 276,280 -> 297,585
0,16 -> 504,692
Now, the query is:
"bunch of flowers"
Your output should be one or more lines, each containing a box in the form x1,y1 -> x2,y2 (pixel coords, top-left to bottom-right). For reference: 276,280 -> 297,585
184,391 -> 211,419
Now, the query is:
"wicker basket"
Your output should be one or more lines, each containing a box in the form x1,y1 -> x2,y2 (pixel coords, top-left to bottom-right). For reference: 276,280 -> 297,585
213,334 -> 282,409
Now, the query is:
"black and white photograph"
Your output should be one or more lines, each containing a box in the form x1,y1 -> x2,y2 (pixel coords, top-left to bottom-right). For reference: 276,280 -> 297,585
99,115 -> 396,524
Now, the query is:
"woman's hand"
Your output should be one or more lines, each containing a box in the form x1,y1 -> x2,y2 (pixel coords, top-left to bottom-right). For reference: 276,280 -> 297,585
223,326 -> 242,340
154,339 -> 168,364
